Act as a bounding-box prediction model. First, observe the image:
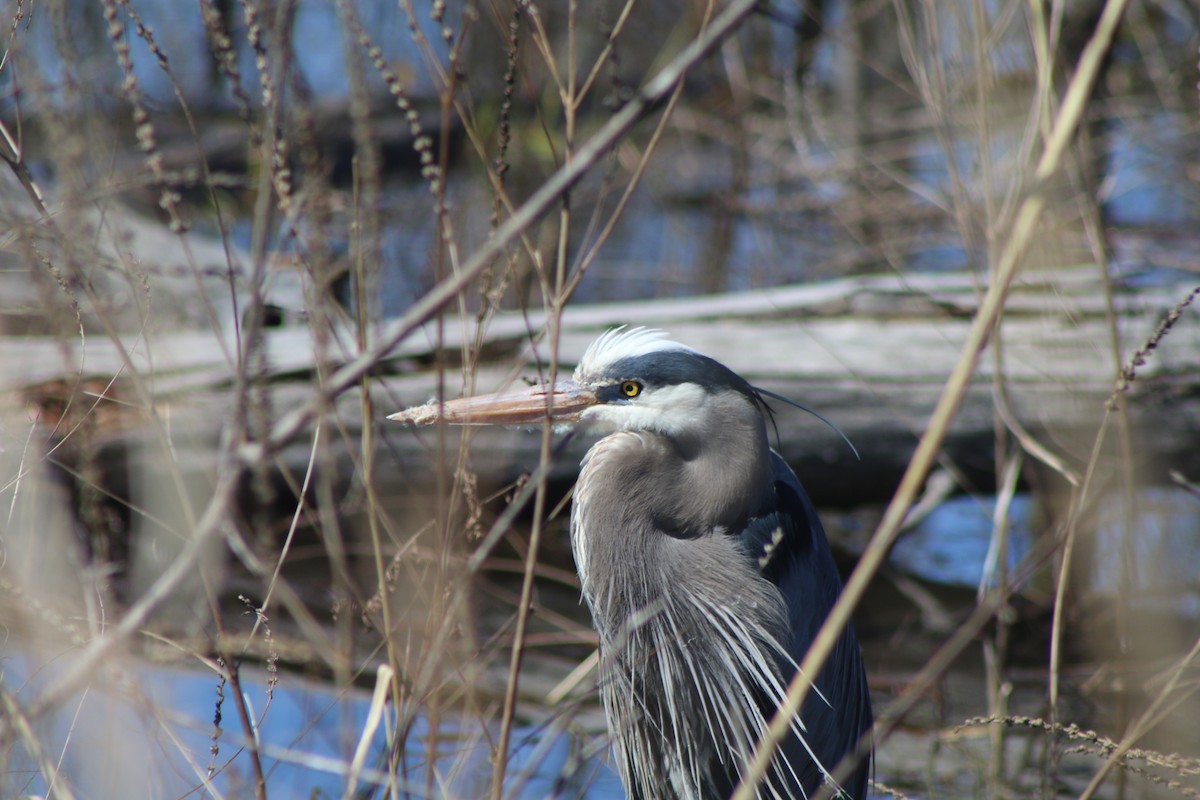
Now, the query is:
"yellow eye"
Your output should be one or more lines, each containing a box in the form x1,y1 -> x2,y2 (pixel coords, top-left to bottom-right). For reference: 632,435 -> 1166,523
619,380 -> 642,398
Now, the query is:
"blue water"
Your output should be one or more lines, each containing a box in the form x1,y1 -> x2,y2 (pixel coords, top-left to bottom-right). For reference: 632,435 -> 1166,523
1087,485 -> 1200,618
1,655 -> 621,799
109,0 -> 1200,614
887,487 -> 1200,620
889,494 -> 1036,590
6,0 -> 1192,311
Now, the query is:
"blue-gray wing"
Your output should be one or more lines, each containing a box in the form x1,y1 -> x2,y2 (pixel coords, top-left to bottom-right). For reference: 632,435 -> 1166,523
735,451 -> 873,799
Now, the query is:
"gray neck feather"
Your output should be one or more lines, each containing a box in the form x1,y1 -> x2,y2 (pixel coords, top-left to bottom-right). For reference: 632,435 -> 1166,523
570,392 -> 807,798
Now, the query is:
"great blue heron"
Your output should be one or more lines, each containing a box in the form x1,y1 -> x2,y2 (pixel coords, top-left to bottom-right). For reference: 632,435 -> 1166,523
391,327 -> 872,799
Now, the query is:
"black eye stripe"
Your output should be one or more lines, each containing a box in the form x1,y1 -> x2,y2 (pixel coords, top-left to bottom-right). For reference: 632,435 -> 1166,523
596,383 -> 640,403
603,352 -> 749,397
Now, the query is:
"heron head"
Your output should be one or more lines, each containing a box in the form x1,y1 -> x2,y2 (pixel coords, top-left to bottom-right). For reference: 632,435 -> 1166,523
388,327 -> 764,441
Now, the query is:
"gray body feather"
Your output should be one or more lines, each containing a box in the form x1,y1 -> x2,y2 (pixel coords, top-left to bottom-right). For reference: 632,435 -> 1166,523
570,375 -> 871,799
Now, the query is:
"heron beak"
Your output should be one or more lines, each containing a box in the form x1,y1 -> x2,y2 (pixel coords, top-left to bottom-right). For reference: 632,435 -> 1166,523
387,379 -> 597,426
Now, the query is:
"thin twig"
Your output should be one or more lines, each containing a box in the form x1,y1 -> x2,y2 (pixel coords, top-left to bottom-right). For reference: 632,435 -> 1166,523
733,0 -> 1134,795
0,684 -> 81,800
245,0 -> 764,461
1077,637 -> 1200,800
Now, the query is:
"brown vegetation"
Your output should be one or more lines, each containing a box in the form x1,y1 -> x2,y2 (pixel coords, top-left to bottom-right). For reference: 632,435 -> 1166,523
1,0 -> 1198,798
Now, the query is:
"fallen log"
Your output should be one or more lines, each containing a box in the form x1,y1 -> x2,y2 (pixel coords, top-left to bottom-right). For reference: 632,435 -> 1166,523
5,266 -> 1198,507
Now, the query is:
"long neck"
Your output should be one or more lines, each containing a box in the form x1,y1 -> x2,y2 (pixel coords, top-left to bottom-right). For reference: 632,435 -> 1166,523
660,391 -> 774,535
569,394 -> 798,799
571,392 -> 773,610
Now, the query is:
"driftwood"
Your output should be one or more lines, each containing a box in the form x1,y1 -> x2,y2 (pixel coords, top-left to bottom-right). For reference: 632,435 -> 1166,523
4,264 -> 1199,506
372,268 -> 1200,503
